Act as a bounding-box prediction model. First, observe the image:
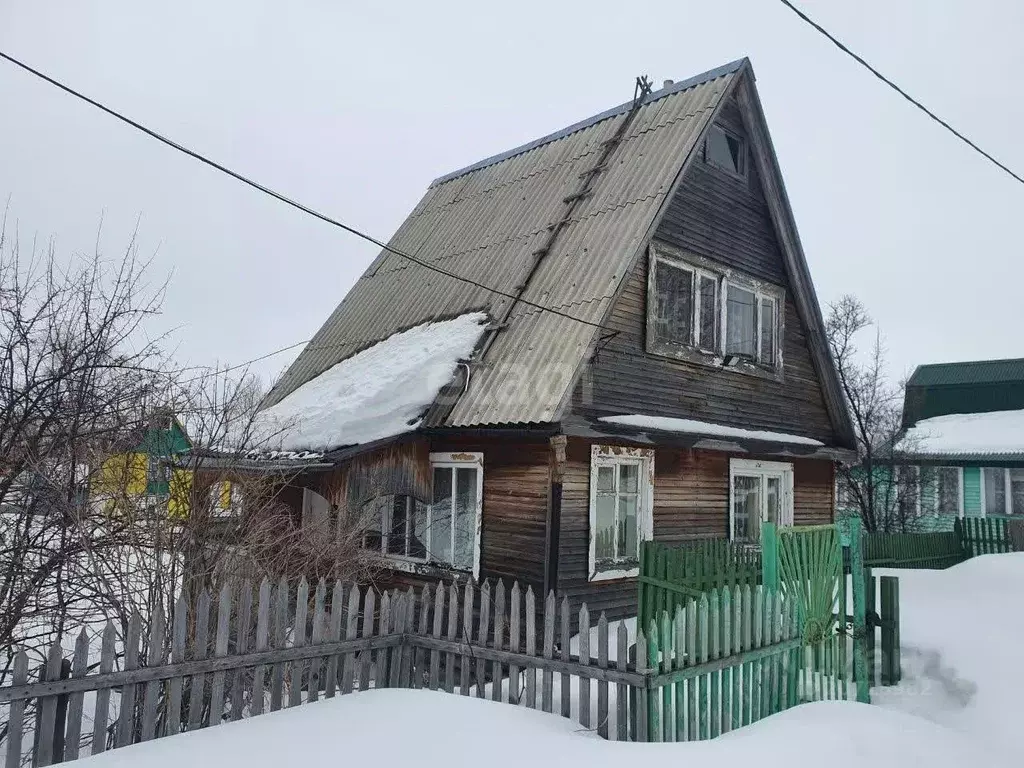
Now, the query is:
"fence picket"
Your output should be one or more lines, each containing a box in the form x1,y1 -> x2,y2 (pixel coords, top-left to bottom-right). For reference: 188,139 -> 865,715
231,581 -> 254,718
250,579 -> 272,715
508,583 -> 521,705
380,591 -> 394,688
36,640 -> 64,766
686,597 -> 697,737
444,583 -> 459,694
188,591 -> 211,730
415,585 -> 432,690
560,596 -> 571,718
636,626 -> 648,742
578,605 -> 591,729
460,582 -> 474,696
596,613 -> 609,739
140,605 -> 166,742
476,581 -> 491,699
324,581 -> 345,698
525,587 -> 537,709
673,606 -> 685,741
309,580 -> 327,701
5,651 -> 28,767
342,585 -> 360,694
492,582 -> 506,702
271,578 -> 288,710
709,589 -> 721,738
116,610 -> 143,747
646,619 -> 661,742
428,584 -> 445,690
359,589 -> 374,692
64,628 -> 90,761
400,586 -> 417,687
209,585 -> 233,721
541,591 -> 554,713
289,578 -> 309,708
615,621 -> 628,741
720,587 -> 732,734
91,623 -> 116,754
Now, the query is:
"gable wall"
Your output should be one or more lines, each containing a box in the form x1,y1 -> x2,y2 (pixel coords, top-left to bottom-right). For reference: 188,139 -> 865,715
574,98 -> 836,444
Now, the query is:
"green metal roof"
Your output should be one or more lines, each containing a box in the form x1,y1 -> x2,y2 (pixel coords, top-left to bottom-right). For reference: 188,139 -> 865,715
908,358 -> 1024,387
903,358 -> 1024,427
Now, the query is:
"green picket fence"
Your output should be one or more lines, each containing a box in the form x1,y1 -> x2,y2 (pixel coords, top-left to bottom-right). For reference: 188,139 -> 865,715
638,540 -> 761,631
863,530 -> 967,569
956,517 -> 1015,557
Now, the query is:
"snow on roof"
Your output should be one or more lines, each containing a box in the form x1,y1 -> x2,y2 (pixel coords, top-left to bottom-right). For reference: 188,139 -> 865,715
898,409 -> 1024,456
599,414 -> 824,446
257,313 -> 488,453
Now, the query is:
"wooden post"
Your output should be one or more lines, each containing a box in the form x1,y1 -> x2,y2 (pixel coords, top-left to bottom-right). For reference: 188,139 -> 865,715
761,522 -> 780,592
848,517 -> 870,703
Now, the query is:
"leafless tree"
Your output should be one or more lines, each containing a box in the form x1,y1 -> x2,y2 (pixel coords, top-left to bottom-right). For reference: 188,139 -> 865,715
826,295 -> 917,532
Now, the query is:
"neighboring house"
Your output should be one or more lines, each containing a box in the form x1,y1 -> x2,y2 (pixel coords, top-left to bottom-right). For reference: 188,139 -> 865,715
255,58 -> 856,619
893,358 -> 1024,530
94,410 -> 195,517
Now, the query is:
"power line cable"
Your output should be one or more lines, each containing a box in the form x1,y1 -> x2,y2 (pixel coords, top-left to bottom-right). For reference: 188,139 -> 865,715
0,48 -> 615,336
776,0 -> 1024,186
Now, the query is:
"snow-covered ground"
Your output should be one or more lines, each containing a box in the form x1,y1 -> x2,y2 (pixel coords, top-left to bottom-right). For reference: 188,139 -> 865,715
78,554 -> 1024,768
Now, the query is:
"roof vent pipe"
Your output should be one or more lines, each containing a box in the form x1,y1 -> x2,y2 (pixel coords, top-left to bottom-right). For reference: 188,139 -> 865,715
663,79 -> 674,88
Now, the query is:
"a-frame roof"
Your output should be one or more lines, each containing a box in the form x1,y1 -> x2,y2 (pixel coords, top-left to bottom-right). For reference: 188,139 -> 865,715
265,59 -> 855,448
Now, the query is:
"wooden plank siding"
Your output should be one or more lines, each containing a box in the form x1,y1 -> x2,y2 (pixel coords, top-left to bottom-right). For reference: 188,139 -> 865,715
557,437 -> 835,623
574,97 -> 835,444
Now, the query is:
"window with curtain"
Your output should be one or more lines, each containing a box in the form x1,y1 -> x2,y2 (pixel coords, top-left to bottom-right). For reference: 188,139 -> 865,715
935,467 -> 961,516
360,453 -> 483,576
589,446 -> 653,580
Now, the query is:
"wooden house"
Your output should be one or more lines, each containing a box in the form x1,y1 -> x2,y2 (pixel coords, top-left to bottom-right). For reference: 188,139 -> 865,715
256,59 -> 856,619
888,358 -> 1024,530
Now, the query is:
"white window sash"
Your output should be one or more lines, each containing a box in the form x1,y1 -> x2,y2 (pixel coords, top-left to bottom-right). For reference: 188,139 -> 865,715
728,459 -> 794,540
372,452 -> 484,580
588,445 -> 654,582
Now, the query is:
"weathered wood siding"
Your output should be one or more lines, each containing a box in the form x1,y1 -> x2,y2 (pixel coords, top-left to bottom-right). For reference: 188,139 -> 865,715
557,437 -> 835,621
575,98 -> 835,444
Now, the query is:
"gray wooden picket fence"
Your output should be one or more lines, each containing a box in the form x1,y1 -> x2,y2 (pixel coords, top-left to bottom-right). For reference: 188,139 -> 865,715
0,578 -> 842,766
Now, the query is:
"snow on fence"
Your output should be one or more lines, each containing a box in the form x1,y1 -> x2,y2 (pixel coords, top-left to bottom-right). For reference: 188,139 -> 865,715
0,577 -> 839,766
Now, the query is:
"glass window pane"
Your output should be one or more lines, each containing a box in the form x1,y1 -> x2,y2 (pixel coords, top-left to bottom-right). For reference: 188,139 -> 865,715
618,495 -> 638,561
594,494 -> 616,562
766,476 -> 781,525
725,285 -> 756,358
698,275 -> 717,351
619,464 -> 638,494
454,467 -> 478,571
706,125 -> 744,175
362,497 -> 383,552
760,297 -> 777,366
654,262 -> 693,346
410,500 -> 428,559
596,465 -> 615,493
1010,469 -> 1024,516
431,467 -> 453,564
936,468 -> 960,515
733,475 -> 761,541
385,495 -> 408,556
984,468 -> 1006,516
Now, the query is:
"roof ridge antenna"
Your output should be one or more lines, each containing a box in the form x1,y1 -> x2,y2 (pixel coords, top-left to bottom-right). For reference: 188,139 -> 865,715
464,74 -> 656,378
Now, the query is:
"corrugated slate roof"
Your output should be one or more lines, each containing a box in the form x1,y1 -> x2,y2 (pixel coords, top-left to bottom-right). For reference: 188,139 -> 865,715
907,358 -> 1024,387
264,61 -> 744,425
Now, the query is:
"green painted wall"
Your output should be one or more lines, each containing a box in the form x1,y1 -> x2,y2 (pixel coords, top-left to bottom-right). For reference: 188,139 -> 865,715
963,467 -> 982,517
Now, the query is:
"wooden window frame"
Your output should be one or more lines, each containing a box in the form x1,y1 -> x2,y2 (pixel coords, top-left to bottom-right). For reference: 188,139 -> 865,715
588,445 -> 654,583
916,465 -> 963,518
980,466 -> 1024,517
646,244 -> 785,379
728,459 -> 794,542
704,123 -> 748,179
363,452 -> 484,580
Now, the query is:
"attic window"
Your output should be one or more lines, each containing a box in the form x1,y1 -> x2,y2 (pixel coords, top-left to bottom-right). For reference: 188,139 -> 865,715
647,247 -> 783,373
705,124 -> 746,177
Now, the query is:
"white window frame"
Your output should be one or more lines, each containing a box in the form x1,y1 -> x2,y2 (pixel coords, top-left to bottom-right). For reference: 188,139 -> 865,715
588,445 -> 654,582
647,246 -> 784,375
917,466 -> 963,518
364,452 -> 484,580
980,467 -> 1024,517
728,459 -> 794,542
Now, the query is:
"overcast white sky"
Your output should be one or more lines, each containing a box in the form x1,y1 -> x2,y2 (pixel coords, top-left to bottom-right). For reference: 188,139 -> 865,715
1,1 -> 1022,388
